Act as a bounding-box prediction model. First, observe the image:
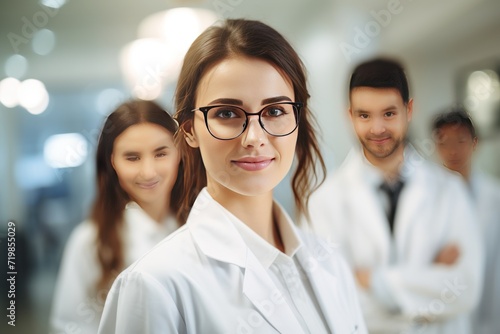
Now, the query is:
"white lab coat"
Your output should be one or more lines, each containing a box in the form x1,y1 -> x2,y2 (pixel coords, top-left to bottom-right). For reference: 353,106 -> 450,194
307,146 -> 484,334
50,202 -> 178,334
470,172 -> 500,334
98,188 -> 367,334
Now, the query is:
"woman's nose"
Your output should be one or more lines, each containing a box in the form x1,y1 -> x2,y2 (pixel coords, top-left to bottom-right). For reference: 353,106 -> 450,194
241,116 -> 268,148
139,158 -> 157,179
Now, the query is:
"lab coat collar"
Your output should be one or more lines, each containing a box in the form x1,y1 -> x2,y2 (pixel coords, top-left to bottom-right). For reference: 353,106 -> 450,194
230,212 -> 280,269
187,189 -> 249,267
230,200 -> 303,269
352,143 -> 419,184
124,201 -> 178,237
188,188 -> 306,268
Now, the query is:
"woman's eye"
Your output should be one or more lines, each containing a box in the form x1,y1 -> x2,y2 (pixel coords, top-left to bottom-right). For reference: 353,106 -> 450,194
214,108 -> 239,119
267,108 -> 284,117
385,112 -> 395,117
360,114 -> 368,119
126,156 -> 139,162
156,152 -> 167,158
263,105 -> 286,117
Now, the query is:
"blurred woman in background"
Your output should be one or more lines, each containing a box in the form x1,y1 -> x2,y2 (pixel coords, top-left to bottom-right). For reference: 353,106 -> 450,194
50,100 -> 184,334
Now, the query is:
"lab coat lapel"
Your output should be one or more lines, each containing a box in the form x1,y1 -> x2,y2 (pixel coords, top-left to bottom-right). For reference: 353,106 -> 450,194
188,189 -> 247,267
297,247 -> 357,333
297,248 -> 342,333
345,150 -> 391,264
243,252 -> 305,334
395,148 -> 429,257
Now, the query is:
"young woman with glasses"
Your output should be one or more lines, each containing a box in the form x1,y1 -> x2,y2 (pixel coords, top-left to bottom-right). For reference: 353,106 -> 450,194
98,19 -> 367,334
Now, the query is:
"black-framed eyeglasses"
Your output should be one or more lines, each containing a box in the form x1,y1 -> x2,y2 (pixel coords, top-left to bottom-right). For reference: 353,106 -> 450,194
191,102 -> 302,140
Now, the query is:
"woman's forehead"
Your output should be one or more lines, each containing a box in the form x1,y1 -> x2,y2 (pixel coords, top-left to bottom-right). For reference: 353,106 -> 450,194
195,56 -> 294,105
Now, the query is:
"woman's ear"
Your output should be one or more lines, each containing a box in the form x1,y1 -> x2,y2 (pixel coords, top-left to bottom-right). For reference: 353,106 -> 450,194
182,121 -> 199,148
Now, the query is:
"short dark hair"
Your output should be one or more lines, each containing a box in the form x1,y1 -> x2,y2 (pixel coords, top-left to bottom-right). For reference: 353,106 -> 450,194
349,58 -> 410,104
432,107 -> 477,138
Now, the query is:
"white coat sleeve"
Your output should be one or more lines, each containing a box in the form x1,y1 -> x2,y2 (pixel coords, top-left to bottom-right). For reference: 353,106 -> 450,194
98,270 -> 186,334
50,223 -> 103,334
370,180 -> 484,321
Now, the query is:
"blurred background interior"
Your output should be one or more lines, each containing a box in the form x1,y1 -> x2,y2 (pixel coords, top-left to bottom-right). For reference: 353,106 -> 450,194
1,0 -> 499,332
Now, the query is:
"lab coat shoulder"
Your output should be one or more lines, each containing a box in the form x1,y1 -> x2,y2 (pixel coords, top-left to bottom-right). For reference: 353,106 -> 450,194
475,172 -> 500,201
120,224 -> 205,282
63,221 -> 99,262
98,221 -> 249,334
414,159 -> 468,192
306,151 -> 364,247
50,220 -> 102,334
98,226 -> 195,334
55,221 -> 100,292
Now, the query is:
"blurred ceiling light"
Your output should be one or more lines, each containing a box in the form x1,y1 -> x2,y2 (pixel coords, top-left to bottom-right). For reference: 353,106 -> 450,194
18,79 -> 49,114
138,7 -> 218,58
5,54 -> 28,79
40,0 -> 66,9
300,32 -> 338,70
120,38 -> 175,101
0,77 -> 21,108
96,88 -> 125,115
32,29 -> 56,56
467,70 -> 499,101
466,69 -> 500,130
120,7 -> 218,100
44,133 -> 88,168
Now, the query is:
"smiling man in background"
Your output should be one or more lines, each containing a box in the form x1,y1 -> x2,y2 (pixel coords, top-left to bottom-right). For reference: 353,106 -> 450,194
307,58 -> 484,334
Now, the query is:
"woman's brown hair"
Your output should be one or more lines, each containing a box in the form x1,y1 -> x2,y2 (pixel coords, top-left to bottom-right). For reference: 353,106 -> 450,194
91,99 -> 184,292
174,19 -> 326,221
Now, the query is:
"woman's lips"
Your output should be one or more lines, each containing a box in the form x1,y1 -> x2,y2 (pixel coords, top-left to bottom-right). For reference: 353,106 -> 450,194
137,181 -> 159,189
232,157 -> 274,171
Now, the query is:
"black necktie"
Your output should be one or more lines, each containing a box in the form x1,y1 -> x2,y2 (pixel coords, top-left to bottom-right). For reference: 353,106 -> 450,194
380,180 -> 404,234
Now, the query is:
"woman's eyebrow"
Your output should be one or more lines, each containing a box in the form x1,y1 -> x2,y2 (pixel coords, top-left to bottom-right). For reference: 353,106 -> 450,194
154,145 -> 169,151
207,98 -> 243,105
207,96 -> 293,106
261,96 -> 292,105
122,151 -> 139,156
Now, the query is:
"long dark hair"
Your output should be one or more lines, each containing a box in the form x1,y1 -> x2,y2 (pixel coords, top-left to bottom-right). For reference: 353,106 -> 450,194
174,19 -> 326,221
91,99 -> 184,292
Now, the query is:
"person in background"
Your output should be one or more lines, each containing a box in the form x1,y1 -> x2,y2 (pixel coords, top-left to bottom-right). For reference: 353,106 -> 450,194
433,108 -> 500,334
50,100 -> 184,334
98,19 -> 367,334
307,58 -> 483,334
